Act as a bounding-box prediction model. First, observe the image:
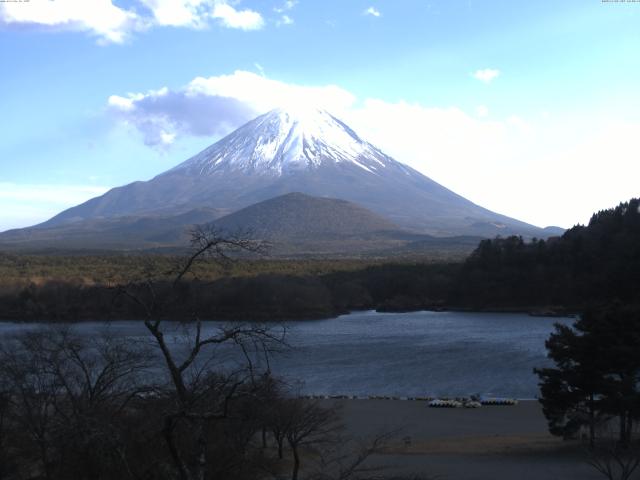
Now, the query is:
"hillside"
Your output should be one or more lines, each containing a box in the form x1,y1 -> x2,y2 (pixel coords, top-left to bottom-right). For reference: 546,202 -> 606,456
0,209 -> 220,251
0,192 -> 482,256
213,192 -> 399,239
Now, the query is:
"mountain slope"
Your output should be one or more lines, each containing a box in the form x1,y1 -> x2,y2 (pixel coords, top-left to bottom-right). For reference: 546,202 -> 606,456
212,192 -> 399,240
0,193 -> 481,256
26,108 -> 551,240
0,209 -> 220,250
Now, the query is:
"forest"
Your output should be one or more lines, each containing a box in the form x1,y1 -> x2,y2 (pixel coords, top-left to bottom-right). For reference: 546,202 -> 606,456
0,198 -> 638,322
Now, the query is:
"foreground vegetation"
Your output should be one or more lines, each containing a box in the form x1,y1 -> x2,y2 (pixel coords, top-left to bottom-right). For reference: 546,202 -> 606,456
0,325 -> 409,480
535,304 -> 640,480
0,228 -> 412,480
1,200 -> 639,480
536,304 -> 640,446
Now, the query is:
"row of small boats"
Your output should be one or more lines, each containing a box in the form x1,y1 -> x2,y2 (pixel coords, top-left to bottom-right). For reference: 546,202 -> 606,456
427,398 -> 517,408
299,394 -> 519,407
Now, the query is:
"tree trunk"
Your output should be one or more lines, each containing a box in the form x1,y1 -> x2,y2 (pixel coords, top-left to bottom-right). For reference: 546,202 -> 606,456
277,436 -> 284,459
38,440 -> 52,480
589,394 -> 595,448
620,412 -> 628,446
163,417 -> 190,480
194,421 -> 207,480
291,444 -> 300,480
262,427 -> 267,449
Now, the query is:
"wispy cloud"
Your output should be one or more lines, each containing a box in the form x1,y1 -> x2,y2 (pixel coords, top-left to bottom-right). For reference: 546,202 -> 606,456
0,0 -> 265,44
274,0 -> 296,26
276,14 -> 294,26
107,71 -> 355,147
254,62 -> 266,76
0,0 -> 141,44
475,105 -> 489,117
211,2 -> 264,30
140,0 -> 207,28
364,6 -> 381,17
107,84 -> 256,148
0,183 -> 109,231
274,0 -> 297,13
473,68 -> 500,83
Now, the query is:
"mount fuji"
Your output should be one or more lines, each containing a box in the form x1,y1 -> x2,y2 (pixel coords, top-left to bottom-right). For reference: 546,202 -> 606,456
1,108 -> 561,252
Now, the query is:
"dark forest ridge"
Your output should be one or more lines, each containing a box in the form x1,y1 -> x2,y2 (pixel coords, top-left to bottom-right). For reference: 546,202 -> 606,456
0,198 -> 637,323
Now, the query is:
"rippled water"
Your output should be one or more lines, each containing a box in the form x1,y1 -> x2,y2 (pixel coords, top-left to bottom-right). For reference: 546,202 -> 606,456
0,311 -> 573,398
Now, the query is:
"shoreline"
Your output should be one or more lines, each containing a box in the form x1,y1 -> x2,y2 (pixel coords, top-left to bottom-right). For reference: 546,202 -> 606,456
303,394 -> 537,402
325,398 -> 599,480
0,306 -> 578,324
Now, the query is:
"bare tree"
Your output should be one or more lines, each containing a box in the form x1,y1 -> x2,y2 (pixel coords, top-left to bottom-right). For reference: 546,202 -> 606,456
262,386 -> 404,480
284,399 -> 342,480
587,444 -> 640,480
0,332 -> 63,480
117,225 -> 285,480
0,327 -> 152,480
0,387 -> 14,480
308,429 -> 403,480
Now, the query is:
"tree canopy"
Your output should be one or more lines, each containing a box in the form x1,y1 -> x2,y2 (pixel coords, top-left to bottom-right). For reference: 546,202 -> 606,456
535,304 -> 640,446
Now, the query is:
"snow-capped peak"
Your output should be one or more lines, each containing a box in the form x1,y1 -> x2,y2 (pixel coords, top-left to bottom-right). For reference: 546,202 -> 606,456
170,107 -> 390,176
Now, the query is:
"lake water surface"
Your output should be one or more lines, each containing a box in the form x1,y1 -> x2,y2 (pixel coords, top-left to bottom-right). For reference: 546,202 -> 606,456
0,310 -> 573,399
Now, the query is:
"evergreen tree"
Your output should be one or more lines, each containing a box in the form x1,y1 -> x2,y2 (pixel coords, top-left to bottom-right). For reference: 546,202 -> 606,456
535,320 -> 605,445
535,304 -> 640,446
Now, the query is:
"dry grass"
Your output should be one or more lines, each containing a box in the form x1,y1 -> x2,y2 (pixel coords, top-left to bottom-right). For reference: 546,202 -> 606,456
382,434 -> 575,456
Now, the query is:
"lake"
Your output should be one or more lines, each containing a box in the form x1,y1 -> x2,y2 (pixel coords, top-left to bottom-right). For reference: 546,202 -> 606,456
0,310 -> 572,399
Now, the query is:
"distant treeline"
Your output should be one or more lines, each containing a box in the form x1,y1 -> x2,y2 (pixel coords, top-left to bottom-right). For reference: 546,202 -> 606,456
0,263 -> 457,322
1,198 -> 639,322
453,198 -> 640,310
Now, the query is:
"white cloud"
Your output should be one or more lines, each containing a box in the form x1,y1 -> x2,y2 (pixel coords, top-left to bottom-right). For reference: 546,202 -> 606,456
254,62 -> 266,76
107,71 -> 640,228
187,71 -> 356,113
274,0 -> 296,25
108,70 -> 355,147
160,130 -> 177,145
139,0 -> 211,28
515,121 -> 640,227
108,82 -> 257,147
277,14 -> 294,26
0,0 -> 264,44
364,6 -> 381,17
473,68 -> 500,83
141,0 -> 264,31
344,101 -> 639,228
212,2 -> 264,30
0,183 -> 108,204
107,93 -> 144,111
475,105 -> 489,117
274,0 -> 297,13
0,0 -> 142,44
343,99 -> 534,195
0,183 -> 109,231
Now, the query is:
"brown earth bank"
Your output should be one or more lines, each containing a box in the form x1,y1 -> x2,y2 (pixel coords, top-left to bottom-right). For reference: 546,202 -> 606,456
324,399 -> 602,480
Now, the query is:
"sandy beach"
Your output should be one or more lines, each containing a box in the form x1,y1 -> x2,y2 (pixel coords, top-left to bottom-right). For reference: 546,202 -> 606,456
324,399 -> 601,480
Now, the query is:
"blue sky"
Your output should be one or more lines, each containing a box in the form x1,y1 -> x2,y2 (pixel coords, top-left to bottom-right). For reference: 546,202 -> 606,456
1,0 -> 639,231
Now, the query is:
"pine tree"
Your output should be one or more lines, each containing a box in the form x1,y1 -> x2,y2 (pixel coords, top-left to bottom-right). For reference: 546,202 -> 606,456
535,304 -> 640,446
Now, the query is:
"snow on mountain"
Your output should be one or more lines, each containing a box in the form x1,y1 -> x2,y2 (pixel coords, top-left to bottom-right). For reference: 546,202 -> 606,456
170,107 -> 394,176
31,107 -> 553,240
